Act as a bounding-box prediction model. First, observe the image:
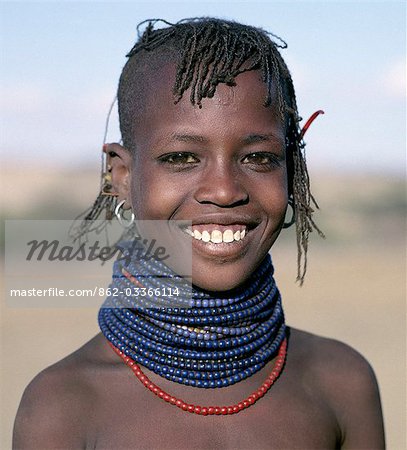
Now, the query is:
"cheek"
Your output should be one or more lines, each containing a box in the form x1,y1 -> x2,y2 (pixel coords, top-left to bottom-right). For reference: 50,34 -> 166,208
259,176 -> 288,250
257,171 -> 289,219
130,165 -> 185,219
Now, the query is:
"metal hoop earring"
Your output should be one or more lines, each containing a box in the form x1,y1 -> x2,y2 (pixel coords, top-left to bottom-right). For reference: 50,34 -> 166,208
283,197 -> 296,229
115,200 -> 135,228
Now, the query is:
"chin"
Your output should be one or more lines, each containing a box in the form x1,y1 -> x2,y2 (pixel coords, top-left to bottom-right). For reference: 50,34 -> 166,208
190,258 -> 264,293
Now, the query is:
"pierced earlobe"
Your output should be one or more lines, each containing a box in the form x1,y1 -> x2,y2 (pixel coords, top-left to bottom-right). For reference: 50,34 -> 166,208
69,144 -> 120,241
283,197 -> 296,229
115,200 -> 135,228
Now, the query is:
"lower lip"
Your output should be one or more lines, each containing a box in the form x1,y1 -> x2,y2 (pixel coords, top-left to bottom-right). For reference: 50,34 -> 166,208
181,230 -> 254,259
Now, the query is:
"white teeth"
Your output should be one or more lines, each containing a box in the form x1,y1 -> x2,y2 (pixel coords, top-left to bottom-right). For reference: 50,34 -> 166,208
201,230 -> 211,242
223,229 -> 234,243
210,230 -> 223,243
184,226 -> 248,243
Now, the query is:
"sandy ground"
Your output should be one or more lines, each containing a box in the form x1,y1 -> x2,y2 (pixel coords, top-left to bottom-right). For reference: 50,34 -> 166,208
1,169 -> 406,449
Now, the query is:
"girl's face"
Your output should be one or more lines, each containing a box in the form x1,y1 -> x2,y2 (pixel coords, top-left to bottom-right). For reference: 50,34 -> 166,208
125,65 -> 288,291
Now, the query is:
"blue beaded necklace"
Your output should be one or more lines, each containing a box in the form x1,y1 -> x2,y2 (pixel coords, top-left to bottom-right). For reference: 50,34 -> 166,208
99,240 -> 286,389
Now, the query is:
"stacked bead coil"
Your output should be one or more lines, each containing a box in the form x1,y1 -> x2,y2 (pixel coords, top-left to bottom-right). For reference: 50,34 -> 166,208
99,240 -> 286,389
110,336 -> 287,415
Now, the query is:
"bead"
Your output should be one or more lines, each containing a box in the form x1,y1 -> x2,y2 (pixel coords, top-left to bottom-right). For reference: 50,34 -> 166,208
100,253 -> 287,415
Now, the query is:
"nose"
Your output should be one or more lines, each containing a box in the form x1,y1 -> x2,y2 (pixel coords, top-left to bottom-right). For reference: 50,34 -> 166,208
193,160 -> 249,207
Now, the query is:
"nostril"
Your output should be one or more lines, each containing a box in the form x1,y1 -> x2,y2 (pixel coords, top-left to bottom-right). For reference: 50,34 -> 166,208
194,174 -> 249,207
197,196 -> 249,208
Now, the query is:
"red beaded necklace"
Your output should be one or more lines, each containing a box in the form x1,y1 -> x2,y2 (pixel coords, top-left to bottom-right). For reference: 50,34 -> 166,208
109,336 -> 287,415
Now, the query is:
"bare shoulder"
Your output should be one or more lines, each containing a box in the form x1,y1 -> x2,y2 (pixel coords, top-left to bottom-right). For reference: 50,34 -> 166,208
12,333 -> 114,449
289,327 -> 377,381
289,328 -> 385,449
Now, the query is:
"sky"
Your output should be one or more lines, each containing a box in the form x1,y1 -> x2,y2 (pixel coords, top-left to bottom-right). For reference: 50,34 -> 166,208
0,1 -> 405,174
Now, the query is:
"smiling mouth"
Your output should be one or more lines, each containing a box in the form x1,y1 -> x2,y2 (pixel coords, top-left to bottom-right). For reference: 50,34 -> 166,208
181,224 -> 251,244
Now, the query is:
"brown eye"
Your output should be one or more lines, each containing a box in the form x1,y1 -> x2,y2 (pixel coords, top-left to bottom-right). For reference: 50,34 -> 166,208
242,152 -> 281,167
159,152 -> 199,165
108,151 -> 118,157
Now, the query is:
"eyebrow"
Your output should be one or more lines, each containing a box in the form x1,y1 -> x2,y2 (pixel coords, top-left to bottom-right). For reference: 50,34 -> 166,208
241,134 -> 284,145
168,132 -> 284,145
170,133 -> 207,144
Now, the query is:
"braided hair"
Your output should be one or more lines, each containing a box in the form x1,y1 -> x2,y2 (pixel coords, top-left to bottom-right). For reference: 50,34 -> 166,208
118,18 -> 323,284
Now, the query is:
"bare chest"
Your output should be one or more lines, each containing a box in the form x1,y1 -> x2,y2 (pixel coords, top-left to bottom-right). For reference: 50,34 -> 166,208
85,375 -> 339,450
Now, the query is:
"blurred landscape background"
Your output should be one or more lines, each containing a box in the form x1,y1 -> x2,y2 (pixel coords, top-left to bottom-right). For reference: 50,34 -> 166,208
1,1 -> 405,449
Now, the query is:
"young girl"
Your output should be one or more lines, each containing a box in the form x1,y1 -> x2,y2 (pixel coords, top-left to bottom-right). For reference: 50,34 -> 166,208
13,18 -> 385,449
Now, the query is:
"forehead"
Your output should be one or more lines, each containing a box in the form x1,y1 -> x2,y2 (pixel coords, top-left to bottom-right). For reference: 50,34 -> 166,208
132,61 -> 284,146
142,59 -> 275,110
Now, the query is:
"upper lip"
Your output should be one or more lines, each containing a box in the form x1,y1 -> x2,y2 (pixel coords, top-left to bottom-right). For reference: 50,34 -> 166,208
178,214 -> 261,229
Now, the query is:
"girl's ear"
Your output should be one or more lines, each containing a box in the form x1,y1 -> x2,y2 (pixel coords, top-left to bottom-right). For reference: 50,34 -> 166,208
104,143 -> 132,209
